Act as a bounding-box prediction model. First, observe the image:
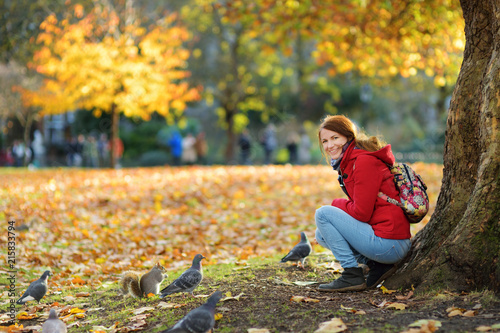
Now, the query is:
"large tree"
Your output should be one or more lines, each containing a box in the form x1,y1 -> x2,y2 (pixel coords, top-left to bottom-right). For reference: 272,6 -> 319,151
386,0 -> 500,292
23,2 -> 200,167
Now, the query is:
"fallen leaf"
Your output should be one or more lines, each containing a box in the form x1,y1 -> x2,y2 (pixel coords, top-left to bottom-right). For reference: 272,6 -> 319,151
340,305 -> 355,312
272,278 -> 293,286
233,266 -> 251,271
17,312 -> 38,320
380,286 -> 396,294
290,296 -> 305,303
132,306 -> 155,315
475,326 -> 492,332
304,297 -> 320,303
463,310 -> 477,317
221,292 -> 245,302
157,302 -> 186,309
71,276 -> 86,285
314,317 -> 348,332
292,281 -> 318,286
409,319 -> 442,328
76,292 -> 90,297
214,313 -> 223,321
247,329 -> 271,333
446,306 -> 465,313
129,314 -> 150,321
396,291 -> 414,300
448,309 -> 463,317
69,308 -> 86,314
386,302 -> 407,310
67,322 -> 81,329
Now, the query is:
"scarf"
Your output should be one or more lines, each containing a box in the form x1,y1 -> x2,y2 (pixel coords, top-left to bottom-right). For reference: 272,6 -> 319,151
330,140 -> 352,171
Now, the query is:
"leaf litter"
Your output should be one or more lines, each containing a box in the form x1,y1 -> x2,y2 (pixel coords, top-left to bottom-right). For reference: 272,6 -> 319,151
2,165 -> 499,332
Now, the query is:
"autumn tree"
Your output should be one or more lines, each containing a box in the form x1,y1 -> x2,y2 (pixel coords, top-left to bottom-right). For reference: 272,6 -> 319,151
177,0 -> 309,163
386,0 -> 500,292
25,2 -> 200,167
238,0 -> 499,292
0,62 -> 41,164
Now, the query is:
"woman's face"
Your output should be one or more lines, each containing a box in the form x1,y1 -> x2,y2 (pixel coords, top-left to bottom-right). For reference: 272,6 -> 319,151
320,128 -> 348,160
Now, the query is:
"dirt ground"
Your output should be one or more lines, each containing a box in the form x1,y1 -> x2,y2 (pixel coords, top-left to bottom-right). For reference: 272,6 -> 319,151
4,263 -> 500,333
206,265 -> 500,332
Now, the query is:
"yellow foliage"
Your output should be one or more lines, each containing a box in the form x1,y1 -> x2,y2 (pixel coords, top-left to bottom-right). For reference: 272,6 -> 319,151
25,6 -> 200,120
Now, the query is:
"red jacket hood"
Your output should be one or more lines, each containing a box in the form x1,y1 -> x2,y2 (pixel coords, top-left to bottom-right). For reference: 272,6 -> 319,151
340,142 -> 395,169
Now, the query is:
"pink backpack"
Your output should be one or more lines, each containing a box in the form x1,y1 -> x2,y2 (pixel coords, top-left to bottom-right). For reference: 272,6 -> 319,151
378,163 -> 429,223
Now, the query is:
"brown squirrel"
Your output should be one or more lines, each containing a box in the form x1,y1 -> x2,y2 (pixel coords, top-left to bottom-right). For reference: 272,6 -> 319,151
120,263 -> 167,298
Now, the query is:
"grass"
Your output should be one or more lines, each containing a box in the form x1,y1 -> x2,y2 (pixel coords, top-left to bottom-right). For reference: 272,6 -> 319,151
3,252 -> 500,332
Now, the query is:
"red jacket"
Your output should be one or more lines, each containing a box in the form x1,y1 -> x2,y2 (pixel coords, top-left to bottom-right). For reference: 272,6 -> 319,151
332,142 -> 411,239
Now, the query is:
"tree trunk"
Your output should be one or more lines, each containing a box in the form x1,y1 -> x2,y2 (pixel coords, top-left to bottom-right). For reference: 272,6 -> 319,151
224,105 -> 236,164
110,104 -> 119,169
23,112 -> 34,167
386,0 -> 500,293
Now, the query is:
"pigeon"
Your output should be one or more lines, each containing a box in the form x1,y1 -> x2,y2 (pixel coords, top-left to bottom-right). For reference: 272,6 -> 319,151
17,270 -> 52,304
280,232 -> 312,269
42,309 -> 67,333
160,254 -> 205,298
161,290 -> 222,333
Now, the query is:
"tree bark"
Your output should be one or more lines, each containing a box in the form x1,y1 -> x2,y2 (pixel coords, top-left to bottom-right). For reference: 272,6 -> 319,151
110,104 -> 119,169
386,0 -> 500,293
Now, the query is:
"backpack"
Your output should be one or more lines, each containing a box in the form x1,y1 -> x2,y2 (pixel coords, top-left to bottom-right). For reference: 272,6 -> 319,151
377,163 -> 429,223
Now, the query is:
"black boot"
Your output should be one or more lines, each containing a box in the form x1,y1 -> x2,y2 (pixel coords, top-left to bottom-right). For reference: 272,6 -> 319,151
318,267 -> 366,292
366,260 -> 397,289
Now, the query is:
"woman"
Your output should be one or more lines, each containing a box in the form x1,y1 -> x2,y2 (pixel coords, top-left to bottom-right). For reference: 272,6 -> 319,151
315,115 -> 411,292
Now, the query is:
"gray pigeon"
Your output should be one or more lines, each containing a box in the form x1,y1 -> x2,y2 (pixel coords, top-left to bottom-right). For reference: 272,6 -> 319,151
42,309 -> 67,333
280,232 -> 312,269
161,290 -> 222,333
160,254 -> 205,297
17,270 -> 52,304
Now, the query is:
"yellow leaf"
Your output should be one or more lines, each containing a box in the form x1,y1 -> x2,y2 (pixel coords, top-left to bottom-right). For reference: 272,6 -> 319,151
448,309 -> 463,317
380,286 -> 396,294
157,302 -> 186,309
304,297 -> 320,303
386,302 -> 407,310
409,319 -> 442,328
314,318 -> 347,332
214,313 -> 223,321
290,296 -> 305,303
95,258 -> 106,264
221,292 -> 245,301
462,310 -> 476,317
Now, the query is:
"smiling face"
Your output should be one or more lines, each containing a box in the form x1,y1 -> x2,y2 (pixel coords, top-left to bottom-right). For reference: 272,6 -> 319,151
320,128 -> 349,160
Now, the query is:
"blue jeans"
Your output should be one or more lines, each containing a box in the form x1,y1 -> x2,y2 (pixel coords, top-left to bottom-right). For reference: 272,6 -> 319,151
315,206 -> 411,269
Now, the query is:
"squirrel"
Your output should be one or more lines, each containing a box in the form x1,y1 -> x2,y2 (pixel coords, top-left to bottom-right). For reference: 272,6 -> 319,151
120,263 -> 167,298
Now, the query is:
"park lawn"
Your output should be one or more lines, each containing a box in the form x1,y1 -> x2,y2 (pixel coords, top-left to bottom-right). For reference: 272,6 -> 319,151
6,165 -> 498,332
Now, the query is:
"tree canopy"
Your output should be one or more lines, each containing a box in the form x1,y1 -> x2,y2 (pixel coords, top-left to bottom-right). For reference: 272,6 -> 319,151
23,3 -> 200,121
